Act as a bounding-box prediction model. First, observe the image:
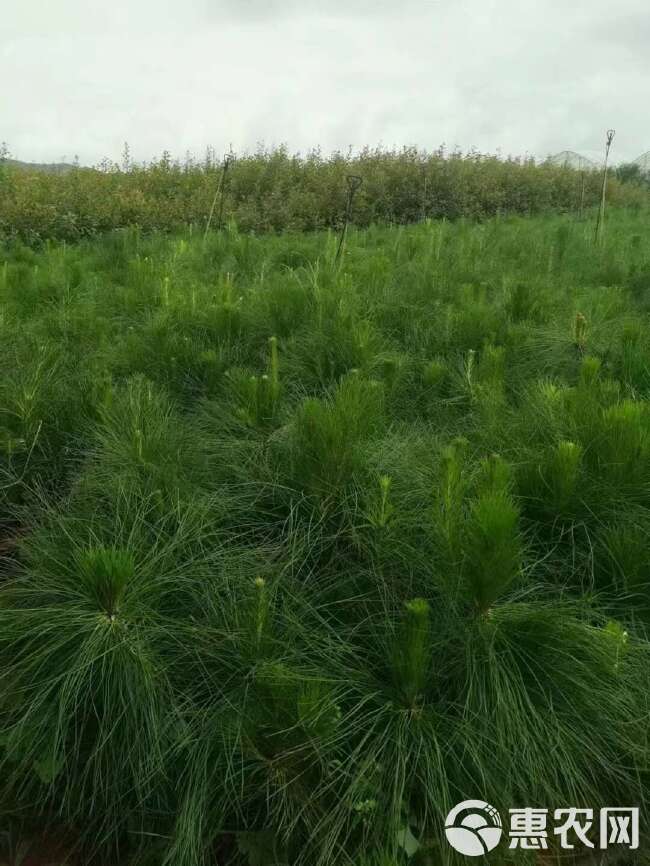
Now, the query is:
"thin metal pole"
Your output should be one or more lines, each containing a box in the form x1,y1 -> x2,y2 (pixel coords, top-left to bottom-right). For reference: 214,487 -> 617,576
421,164 -> 428,221
594,129 -> 615,245
204,155 -> 232,242
334,175 -> 363,266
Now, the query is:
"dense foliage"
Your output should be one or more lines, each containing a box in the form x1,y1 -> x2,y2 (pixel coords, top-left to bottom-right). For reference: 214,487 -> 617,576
1,145 -> 646,244
2,208 -> 650,864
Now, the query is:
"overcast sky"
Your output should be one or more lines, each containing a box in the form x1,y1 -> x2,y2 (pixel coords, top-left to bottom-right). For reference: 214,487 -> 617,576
2,0 -> 649,166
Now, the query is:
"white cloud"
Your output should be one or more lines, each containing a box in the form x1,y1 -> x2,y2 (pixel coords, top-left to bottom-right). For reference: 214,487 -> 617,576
2,0 -> 648,165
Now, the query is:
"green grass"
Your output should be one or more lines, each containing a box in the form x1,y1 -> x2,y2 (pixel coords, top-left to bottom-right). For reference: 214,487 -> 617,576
1,207 -> 650,864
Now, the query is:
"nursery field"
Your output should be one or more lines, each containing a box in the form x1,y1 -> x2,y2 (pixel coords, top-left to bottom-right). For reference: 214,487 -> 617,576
2,208 -> 650,865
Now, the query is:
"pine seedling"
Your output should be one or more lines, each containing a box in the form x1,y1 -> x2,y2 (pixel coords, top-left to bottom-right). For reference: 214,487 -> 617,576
579,353 -> 600,388
597,400 -> 648,487
476,343 -> 505,389
0,503 -> 186,852
297,680 -> 341,740
280,375 -> 383,501
596,523 -> 650,606
546,440 -> 584,514
268,335 -> 280,406
252,660 -> 304,741
91,375 -> 202,504
252,576 -> 269,653
75,545 -> 135,620
197,347 -> 226,393
523,378 -> 567,446
476,452 -> 513,496
575,355 -> 607,433
264,273 -> 310,336
565,355 -> 608,451
463,485 -> 522,613
619,322 -> 648,392
505,282 -> 535,322
203,277 -> 243,340
463,349 -> 476,402
422,359 -> 447,394
160,274 -> 171,306
390,598 -> 431,709
229,336 -> 282,428
365,474 -> 395,530
372,354 -> 405,396
437,437 -> 470,564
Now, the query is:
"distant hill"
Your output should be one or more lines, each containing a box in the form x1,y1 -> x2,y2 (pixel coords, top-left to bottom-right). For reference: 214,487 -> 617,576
2,158 -> 79,174
547,151 -> 598,170
632,152 -> 650,174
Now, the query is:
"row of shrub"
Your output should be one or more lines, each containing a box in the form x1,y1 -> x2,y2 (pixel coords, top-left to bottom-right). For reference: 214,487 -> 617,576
1,145 -> 648,244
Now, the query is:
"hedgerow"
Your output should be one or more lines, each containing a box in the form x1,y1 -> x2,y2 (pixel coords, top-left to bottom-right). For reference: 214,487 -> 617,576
1,145 -> 646,244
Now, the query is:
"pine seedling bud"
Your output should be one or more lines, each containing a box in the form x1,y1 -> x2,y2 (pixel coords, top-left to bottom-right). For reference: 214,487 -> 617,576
464,349 -> 476,399
367,474 -> 395,529
161,275 -> 170,305
538,379 -> 563,406
603,620 -> 629,674
199,349 -> 218,365
253,576 -> 269,650
574,312 -> 587,351
391,598 -> 431,708
268,335 -> 280,407
134,428 -> 143,461
247,375 -> 260,426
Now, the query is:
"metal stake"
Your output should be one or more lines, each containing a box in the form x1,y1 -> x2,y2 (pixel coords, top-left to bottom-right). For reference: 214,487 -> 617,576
204,155 -> 232,242
594,129 -> 615,245
335,175 -> 363,266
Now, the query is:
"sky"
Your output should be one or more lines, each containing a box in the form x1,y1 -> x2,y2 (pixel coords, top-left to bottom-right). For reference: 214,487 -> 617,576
2,0 -> 649,166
